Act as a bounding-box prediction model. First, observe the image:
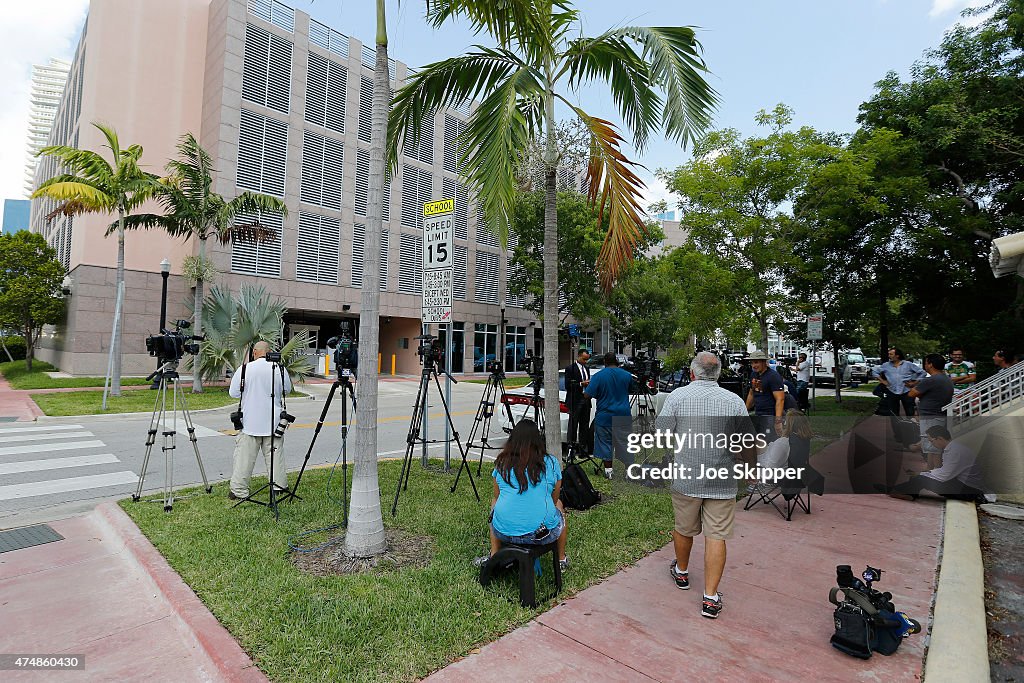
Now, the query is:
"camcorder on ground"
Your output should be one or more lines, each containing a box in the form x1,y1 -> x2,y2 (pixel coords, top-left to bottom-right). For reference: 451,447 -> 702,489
829,564 -> 921,660
146,319 -> 204,363
326,320 -> 357,375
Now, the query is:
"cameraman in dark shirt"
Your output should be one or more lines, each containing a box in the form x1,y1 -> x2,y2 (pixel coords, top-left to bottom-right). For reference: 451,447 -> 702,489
908,353 -> 954,468
745,350 -> 786,443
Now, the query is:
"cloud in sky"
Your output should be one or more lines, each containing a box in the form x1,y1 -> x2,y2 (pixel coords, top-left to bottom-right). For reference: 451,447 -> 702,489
0,0 -> 89,200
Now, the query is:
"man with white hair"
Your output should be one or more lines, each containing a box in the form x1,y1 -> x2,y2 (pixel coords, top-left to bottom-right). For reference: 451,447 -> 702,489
228,340 -> 292,500
656,351 -> 755,619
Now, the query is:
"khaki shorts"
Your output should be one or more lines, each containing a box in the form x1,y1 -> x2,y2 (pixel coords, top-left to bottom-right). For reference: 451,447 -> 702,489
671,492 -> 736,540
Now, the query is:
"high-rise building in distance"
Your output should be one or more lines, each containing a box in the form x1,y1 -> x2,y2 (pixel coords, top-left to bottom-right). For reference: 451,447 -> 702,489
24,58 -> 71,198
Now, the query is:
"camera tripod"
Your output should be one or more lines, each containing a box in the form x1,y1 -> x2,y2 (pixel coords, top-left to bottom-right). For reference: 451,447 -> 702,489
464,365 -> 515,476
393,361 -> 479,516
133,360 -> 212,511
286,370 -> 357,524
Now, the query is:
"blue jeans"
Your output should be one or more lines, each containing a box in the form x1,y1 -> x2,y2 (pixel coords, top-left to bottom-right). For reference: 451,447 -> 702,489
493,510 -> 564,546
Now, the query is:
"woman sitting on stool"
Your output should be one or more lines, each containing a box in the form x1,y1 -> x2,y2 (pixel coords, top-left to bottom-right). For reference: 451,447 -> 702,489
475,420 -> 569,570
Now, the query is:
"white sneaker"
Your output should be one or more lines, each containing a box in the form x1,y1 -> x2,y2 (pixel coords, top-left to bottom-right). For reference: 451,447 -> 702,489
604,468 -> 614,480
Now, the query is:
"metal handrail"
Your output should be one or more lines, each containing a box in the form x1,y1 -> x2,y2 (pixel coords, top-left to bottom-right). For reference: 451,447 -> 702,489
944,362 -> 1024,426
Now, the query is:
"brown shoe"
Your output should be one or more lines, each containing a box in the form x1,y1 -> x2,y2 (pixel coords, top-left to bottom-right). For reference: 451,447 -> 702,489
228,491 -> 241,501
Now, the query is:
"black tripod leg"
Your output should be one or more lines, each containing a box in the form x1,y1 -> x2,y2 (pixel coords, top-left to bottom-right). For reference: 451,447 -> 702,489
392,371 -> 430,516
436,372 -> 479,501
286,381 -> 339,503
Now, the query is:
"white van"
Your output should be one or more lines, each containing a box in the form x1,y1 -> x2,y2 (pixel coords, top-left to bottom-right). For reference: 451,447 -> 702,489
800,348 -> 852,387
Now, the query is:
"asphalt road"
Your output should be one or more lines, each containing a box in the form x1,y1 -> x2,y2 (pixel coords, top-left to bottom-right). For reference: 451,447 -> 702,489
0,377 -> 506,528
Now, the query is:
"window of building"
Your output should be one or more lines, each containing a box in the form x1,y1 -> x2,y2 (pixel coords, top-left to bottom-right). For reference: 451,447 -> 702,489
475,205 -> 500,248
438,322 -> 465,373
354,147 -> 391,222
231,210 -> 283,277
247,0 -> 295,32
237,109 -> 288,197
473,323 -> 498,372
443,114 -> 467,175
351,223 -> 388,290
398,232 -> 422,295
579,331 -> 595,353
453,244 -> 467,300
505,255 -> 528,308
305,52 -> 346,134
442,176 -> 468,240
300,131 -> 343,210
296,212 -> 339,284
242,23 -> 292,114
475,251 -> 499,304
400,165 -> 432,228
403,111 -> 434,165
308,19 -> 349,59
505,325 -> 527,371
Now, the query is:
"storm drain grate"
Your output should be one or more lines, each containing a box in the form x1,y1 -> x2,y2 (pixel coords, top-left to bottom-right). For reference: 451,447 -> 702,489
0,524 -> 64,554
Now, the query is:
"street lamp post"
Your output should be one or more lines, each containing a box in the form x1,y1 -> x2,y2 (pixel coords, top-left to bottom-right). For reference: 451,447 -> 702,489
151,259 -> 171,390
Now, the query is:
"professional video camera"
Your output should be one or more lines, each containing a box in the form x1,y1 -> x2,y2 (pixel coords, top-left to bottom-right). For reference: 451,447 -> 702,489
146,319 -> 204,363
522,349 -> 543,377
830,564 -> 921,659
416,334 -> 444,368
326,320 -> 358,374
627,351 -> 663,391
485,359 -> 504,377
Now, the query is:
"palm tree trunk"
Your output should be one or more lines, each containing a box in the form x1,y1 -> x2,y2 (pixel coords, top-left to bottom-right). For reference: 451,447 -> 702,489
192,237 -> 206,393
541,87 -> 561,459
345,0 -> 388,559
111,210 -> 125,396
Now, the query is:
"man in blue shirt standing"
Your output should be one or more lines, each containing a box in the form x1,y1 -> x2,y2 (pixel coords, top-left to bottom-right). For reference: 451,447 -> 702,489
585,352 -> 633,479
745,350 -> 786,442
873,347 -> 926,417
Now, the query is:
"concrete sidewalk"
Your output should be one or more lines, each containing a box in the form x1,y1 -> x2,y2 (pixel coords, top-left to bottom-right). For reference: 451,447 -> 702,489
429,493 -> 944,682
0,503 -> 264,682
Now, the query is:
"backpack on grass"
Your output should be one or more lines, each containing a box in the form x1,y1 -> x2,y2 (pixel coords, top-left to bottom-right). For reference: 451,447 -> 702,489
560,463 -> 600,510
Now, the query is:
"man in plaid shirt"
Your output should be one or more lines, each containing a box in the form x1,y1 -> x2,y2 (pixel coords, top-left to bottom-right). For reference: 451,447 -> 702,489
656,352 -> 755,619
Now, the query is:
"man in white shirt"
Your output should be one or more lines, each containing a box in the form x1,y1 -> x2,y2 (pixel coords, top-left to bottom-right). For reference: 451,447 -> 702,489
795,353 -> 810,410
228,340 -> 293,500
888,425 -> 993,503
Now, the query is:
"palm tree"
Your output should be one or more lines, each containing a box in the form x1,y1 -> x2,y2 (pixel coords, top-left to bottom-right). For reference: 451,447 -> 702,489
344,0 -> 390,558
121,133 -> 285,392
33,122 -> 157,396
389,1 -> 718,456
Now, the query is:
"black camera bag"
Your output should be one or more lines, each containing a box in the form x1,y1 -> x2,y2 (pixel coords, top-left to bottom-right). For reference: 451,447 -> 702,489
829,587 -> 903,659
560,462 -> 600,510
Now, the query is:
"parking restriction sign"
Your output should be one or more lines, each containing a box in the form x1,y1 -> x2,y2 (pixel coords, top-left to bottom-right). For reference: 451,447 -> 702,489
422,198 -> 455,324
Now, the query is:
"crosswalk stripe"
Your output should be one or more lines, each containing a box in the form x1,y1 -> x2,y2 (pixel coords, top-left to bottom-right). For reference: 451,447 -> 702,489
0,431 -> 93,444
0,453 -> 120,475
0,425 -> 85,435
0,471 -> 139,501
0,440 -> 105,457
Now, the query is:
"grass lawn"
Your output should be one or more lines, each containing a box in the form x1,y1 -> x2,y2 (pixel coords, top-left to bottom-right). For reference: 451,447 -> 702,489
0,360 -> 151,390
121,461 -> 672,682
31,386 -> 239,416
464,376 -> 533,389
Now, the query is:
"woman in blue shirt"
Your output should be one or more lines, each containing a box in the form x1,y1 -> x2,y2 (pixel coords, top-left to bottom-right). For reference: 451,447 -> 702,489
477,420 -> 569,570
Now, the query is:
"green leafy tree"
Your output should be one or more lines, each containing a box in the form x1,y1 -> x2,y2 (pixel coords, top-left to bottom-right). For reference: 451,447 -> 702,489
606,258 -> 684,352
661,105 -> 842,353
0,232 -> 65,371
120,133 -> 286,391
389,0 -> 717,455
32,122 -> 157,395
194,283 -> 310,381
660,245 -> 746,344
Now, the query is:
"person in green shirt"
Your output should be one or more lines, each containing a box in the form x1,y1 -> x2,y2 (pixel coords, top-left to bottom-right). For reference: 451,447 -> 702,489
944,348 -> 976,392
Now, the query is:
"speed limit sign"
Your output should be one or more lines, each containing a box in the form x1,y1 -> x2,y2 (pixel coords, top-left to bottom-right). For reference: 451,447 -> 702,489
423,199 -> 453,270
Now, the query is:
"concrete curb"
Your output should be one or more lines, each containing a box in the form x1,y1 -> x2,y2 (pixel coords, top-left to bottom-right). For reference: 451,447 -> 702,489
925,501 -> 990,682
93,501 -> 268,682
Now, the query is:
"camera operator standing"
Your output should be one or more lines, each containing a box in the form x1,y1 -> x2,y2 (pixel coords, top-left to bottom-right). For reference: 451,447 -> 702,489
565,348 -> 592,454
584,352 -> 633,479
228,340 -> 293,500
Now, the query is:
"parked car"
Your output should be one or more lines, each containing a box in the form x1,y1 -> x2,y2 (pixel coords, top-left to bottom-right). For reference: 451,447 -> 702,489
845,348 -> 869,383
497,368 -> 668,445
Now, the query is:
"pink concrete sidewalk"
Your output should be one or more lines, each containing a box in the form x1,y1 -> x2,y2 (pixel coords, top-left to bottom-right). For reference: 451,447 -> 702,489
429,493 -> 943,682
0,374 -> 42,421
0,504 -> 265,682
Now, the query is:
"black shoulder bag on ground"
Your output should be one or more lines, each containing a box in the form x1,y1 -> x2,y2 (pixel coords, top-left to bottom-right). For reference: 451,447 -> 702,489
829,587 -> 906,659
560,463 -> 601,510
230,363 -> 247,431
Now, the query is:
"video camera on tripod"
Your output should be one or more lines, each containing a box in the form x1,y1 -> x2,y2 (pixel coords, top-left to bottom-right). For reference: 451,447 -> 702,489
416,334 -> 444,369
326,320 -> 358,375
146,319 -> 204,364
522,350 -> 543,378
626,351 -> 662,393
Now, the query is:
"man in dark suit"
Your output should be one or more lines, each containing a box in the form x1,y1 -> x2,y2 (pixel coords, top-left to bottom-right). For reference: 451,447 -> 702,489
565,348 -> 592,454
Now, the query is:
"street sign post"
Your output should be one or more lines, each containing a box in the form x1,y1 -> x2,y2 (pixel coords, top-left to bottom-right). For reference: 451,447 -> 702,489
422,198 -> 456,467
807,313 -> 823,412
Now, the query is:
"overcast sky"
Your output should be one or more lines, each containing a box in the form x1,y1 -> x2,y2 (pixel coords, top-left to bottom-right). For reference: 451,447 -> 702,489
0,0 -> 987,209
